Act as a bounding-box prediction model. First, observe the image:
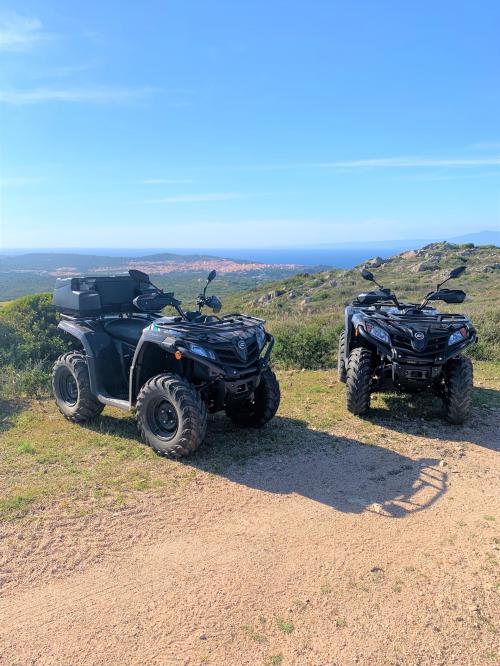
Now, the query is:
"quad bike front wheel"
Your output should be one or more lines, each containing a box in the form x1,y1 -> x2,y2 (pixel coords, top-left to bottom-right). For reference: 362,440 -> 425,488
225,368 -> 280,427
52,352 -> 104,422
346,347 -> 373,415
444,356 -> 474,424
136,373 -> 207,458
337,329 -> 347,383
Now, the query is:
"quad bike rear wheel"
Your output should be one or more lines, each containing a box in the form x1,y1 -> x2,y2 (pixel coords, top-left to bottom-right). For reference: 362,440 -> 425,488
136,373 -> 207,457
346,347 -> 373,415
225,368 -> 280,427
337,329 -> 347,383
52,352 -> 104,422
444,356 -> 473,424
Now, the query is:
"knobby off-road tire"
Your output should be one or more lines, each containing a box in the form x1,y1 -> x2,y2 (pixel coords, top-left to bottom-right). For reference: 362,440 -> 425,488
225,368 -> 280,428
346,347 -> 373,415
337,329 -> 347,383
444,356 -> 474,425
136,373 -> 207,458
52,352 -> 104,423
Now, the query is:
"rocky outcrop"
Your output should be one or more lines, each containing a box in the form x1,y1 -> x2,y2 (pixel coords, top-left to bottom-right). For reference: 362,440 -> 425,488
413,260 -> 440,272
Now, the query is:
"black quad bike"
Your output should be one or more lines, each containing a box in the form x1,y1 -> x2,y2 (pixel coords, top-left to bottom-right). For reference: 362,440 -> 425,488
338,265 -> 477,424
52,269 -> 280,457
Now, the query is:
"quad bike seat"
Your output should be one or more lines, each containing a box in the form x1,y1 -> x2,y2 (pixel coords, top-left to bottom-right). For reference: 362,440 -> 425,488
104,318 -> 148,345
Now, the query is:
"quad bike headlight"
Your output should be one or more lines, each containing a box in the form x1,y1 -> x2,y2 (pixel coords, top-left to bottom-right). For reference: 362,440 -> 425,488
255,326 -> 267,350
365,322 -> 390,345
187,343 -> 216,360
448,326 -> 468,346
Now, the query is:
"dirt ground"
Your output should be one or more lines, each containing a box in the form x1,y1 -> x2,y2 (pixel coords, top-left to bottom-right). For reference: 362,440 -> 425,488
1,377 -> 499,665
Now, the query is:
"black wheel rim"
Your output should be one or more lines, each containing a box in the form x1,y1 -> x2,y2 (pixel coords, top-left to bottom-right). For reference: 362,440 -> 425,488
147,398 -> 179,441
58,368 -> 78,406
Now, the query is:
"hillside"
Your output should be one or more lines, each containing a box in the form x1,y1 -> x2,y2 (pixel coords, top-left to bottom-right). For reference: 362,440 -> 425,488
225,242 -> 500,319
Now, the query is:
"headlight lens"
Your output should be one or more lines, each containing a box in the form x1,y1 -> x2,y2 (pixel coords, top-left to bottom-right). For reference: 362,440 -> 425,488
448,327 -> 467,346
366,323 -> 390,344
188,343 -> 216,359
255,326 -> 267,349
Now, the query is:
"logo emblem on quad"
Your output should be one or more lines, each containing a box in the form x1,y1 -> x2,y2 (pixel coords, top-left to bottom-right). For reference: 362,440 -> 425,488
414,331 -> 425,340
236,338 -> 247,360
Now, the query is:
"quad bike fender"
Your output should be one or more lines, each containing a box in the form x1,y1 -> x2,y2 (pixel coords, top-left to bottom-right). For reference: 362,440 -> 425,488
343,307 -> 354,359
58,320 -> 100,395
57,320 -> 124,401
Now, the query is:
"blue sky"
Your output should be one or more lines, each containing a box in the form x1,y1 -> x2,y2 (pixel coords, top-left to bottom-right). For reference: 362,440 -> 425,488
0,1 -> 499,248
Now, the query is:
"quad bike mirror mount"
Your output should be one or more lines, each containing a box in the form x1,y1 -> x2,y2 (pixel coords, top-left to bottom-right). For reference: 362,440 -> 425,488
198,269 -> 219,313
420,266 -> 467,309
436,265 -> 466,291
360,267 -> 384,290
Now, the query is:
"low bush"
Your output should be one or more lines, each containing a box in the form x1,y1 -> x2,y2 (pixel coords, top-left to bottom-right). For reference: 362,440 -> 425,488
0,294 -> 71,397
271,318 -> 343,369
464,308 -> 500,362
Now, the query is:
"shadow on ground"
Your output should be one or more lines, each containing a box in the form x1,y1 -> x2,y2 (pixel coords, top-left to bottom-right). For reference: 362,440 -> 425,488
82,410 -> 447,518
0,398 -> 29,433
366,387 -> 500,451
194,415 -> 447,518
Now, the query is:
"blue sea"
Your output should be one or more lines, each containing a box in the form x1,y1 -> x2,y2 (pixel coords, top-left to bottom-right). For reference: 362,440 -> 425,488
0,242 -> 422,269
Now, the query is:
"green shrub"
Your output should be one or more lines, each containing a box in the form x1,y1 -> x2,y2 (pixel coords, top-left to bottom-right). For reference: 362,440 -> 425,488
0,293 -> 71,397
271,319 -> 343,369
464,308 -> 500,362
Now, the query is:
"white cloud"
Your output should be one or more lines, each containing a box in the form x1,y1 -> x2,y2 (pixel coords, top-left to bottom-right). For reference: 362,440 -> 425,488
143,178 -> 192,185
0,12 -> 50,51
147,193 -> 247,203
0,86 -> 155,105
246,156 -> 500,171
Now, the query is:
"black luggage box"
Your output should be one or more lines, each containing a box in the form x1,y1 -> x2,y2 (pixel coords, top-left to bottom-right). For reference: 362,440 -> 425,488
53,275 -> 142,316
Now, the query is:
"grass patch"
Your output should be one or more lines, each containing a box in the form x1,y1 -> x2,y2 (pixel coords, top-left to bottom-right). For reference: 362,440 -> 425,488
0,493 -> 35,520
275,616 -> 294,634
241,624 -> 267,644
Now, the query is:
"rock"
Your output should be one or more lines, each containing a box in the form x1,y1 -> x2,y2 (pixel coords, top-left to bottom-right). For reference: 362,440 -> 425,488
439,460 -> 447,468
258,289 -> 285,302
366,256 -> 384,268
413,260 -> 440,272
288,290 -> 297,299
300,296 -> 313,306
481,263 -> 499,273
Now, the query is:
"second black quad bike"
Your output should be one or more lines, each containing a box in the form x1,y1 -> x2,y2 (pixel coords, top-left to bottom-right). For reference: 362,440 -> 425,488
338,265 -> 477,424
51,269 -> 280,457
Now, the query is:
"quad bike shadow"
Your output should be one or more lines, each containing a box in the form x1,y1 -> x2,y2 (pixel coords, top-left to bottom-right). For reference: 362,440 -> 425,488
364,387 -> 500,452
190,415 -> 448,519
83,412 -> 447,518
